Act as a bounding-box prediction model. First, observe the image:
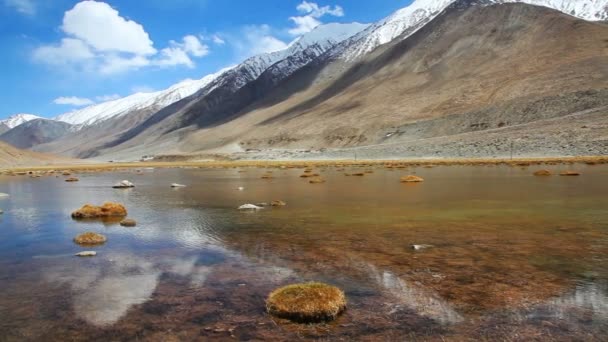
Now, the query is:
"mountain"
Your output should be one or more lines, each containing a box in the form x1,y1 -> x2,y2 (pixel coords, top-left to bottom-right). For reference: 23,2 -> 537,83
54,68 -> 232,128
34,22 -> 369,158
109,0 -> 605,160
0,114 -> 43,129
0,141 -> 69,167
23,0 -> 608,160
0,119 -> 73,149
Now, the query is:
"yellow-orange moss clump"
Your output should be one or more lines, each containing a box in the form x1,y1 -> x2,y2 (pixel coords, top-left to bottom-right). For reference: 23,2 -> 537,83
71,202 -> 127,219
400,175 -> 424,183
73,232 -> 107,245
266,282 -> 346,323
533,170 -> 552,176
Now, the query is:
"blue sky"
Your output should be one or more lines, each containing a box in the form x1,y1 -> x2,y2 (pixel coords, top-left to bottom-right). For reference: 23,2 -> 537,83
0,0 -> 413,119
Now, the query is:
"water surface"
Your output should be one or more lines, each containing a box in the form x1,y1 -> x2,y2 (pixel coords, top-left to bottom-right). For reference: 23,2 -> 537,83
0,164 -> 607,341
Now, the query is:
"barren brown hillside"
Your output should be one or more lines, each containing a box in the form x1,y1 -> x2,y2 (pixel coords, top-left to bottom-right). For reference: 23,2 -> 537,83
174,2 -> 607,156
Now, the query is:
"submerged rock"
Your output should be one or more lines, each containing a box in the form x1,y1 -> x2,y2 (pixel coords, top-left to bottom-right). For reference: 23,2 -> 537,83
73,232 -> 107,246
271,200 -> 287,207
238,204 -> 264,210
401,175 -> 424,183
0,193 -> 8,198
65,177 -> 80,182
560,171 -> 581,176
71,202 -> 127,219
120,219 -> 137,227
266,282 -> 346,323
112,180 -> 134,189
309,177 -> 326,184
171,183 -> 186,188
75,251 -> 97,257
533,170 -> 552,176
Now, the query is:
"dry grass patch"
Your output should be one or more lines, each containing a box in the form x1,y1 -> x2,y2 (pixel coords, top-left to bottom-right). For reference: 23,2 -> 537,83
71,202 -> 127,219
533,170 -> 552,176
73,232 -> 107,246
400,175 -> 424,183
266,282 -> 346,323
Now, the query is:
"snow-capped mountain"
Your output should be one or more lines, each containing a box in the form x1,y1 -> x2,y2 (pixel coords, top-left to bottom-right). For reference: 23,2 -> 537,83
336,0 -> 608,61
213,22 -> 369,92
0,113 -> 43,129
54,67 -> 232,128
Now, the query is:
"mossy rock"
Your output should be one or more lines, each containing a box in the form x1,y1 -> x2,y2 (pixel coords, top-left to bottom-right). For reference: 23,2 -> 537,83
120,218 -> 137,227
266,282 -> 346,323
74,232 -> 107,246
400,175 -> 424,183
71,202 -> 127,219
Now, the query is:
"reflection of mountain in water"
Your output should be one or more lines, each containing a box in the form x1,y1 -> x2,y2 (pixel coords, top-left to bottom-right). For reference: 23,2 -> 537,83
529,282 -> 608,321
366,264 -> 463,324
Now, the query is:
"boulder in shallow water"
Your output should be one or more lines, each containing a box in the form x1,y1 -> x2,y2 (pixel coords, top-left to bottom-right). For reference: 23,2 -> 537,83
238,204 -> 264,210
112,180 -> 134,188
65,177 -> 79,182
266,282 -> 346,323
309,177 -> 326,184
73,232 -> 107,246
533,170 -> 552,176
120,218 -> 137,227
71,202 -> 127,219
271,200 -> 287,207
401,175 -> 424,183
560,171 -> 581,176
75,251 -> 97,257
237,186 -> 245,191
0,193 -> 8,198
171,183 -> 186,188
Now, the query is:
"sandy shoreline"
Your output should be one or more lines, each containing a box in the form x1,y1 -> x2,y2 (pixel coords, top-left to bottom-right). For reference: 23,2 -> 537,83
2,156 -> 607,173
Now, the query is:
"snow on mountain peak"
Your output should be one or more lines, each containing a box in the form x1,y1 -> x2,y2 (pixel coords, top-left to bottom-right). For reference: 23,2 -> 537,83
0,113 -> 43,129
54,67 -> 233,128
338,0 -> 608,61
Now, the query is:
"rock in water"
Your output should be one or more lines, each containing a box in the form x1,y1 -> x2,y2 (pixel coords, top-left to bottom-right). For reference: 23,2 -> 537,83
171,183 -> 186,188
65,177 -> 80,182
0,193 -> 9,198
71,202 -> 127,219
411,244 -> 433,251
560,171 -> 581,176
113,180 -> 134,188
238,204 -> 264,210
401,175 -> 424,183
73,232 -> 107,246
266,282 -> 347,323
0,209 -> 3,214
237,187 -> 245,191
271,200 -> 287,207
533,170 -> 552,176
120,218 -> 137,227
75,251 -> 97,257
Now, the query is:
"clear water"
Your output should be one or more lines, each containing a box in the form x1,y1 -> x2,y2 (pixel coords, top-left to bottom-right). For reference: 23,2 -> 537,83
0,165 -> 607,341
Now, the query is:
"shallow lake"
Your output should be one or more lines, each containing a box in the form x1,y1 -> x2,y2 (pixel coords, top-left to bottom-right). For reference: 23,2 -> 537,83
0,164 -> 607,341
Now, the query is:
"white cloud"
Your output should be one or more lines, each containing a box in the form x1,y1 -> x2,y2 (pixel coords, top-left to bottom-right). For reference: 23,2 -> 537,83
289,1 -> 344,36
182,35 -> 209,57
211,34 -> 225,45
32,38 -> 95,64
53,96 -> 95,106
95,94 -> 121,102
62,1 -> 156,55
234,25 -> 288,58
4,0 -> 35,16
32,1 -> 209,75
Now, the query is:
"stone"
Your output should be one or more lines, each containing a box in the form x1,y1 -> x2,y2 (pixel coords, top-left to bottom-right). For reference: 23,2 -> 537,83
401,175 -> 424,183
171,183 -> 186,188
75,251 -> 97,257
271,200 -> 287,207
411,244 -> 433,251
238,204 -> 264,210
120,219 -> 137,227
112,180 -> 135,188
73,232 -> 107,246
533,170 -> 552,176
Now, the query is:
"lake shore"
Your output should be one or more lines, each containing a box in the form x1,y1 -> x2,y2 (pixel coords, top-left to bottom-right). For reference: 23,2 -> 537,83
2,155 -> 607,173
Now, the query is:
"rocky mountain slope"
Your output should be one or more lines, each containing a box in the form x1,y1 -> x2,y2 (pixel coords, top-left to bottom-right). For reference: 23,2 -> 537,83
115,0 -> 606,159
0,119 -> 73,149
0,141 -> 69,167
0,114 -> 42,130
34,23 -> 368,158
9,0 -> 608,160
